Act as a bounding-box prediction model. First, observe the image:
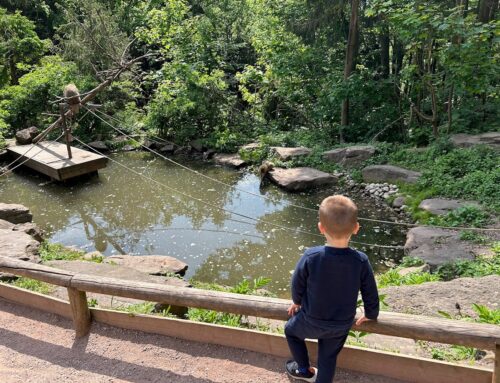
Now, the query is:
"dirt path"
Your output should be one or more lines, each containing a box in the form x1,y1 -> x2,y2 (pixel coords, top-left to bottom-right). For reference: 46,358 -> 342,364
0,298 -> 405,383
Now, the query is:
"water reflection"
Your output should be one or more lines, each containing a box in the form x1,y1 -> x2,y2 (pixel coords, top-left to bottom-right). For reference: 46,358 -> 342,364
0,152 -> 406,296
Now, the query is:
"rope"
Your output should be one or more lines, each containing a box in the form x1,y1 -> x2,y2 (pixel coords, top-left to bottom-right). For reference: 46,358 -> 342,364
87,107 -> 499,233
74,136 -> 404,249
0,133 -> 65,177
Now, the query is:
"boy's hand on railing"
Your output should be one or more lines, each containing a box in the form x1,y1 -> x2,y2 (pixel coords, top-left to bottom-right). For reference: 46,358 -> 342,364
287,303 -> 301,317
355,315 -> 372,326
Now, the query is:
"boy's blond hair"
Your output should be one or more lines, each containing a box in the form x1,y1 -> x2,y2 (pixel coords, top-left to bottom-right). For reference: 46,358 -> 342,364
319,195 -> 358,237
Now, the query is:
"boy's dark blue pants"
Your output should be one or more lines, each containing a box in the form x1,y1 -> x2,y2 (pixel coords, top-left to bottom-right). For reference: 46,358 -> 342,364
285,311 -> 350,383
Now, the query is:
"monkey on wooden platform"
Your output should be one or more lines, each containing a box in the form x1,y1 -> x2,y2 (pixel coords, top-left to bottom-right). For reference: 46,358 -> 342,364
63,83 -> 81,114
259,160 -> 274,186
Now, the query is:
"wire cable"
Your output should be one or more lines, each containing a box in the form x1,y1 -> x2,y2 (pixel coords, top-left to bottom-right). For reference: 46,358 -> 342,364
87,107 -> 499,233
74,136 -> 404,249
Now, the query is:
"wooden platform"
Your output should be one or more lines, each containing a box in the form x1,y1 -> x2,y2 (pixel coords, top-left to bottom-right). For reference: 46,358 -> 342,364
7,141 -> 108,181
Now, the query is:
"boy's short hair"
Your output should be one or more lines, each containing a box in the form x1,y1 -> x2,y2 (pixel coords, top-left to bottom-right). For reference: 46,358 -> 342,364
319,195 -> 358,237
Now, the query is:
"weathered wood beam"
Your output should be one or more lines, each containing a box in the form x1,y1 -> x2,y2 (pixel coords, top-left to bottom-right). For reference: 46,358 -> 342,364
67,287 -> 92,338
1,256 -> 499,350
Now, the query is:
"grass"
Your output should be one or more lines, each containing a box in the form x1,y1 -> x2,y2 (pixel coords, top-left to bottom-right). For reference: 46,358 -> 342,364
436,248 -> 500,281
11,277 -> 54,294
39,242 -> 103,263
377,269 -> 440,289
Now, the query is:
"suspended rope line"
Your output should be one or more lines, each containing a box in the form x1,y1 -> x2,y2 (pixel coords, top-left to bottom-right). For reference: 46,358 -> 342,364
0,133 -> 65,177
88,107 -> 499,233
74,136 -> 404,249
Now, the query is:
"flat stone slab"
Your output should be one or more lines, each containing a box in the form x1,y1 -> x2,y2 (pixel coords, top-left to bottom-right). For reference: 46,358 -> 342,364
0,203 -> 33,224
381,275 -> 500,317
362,165 -> 421,184
240,142 -> 260,151
0,219 -> 14,230
404,226 -> 482,268
103,255 -> 188,276
0,229 -> 40,263
268,167 -> 338,192
418,198 -> 480,216
213,153 -> 247,169
271,147 -> 312,161
323,145 -> 375,167
45,260 -> 190,288
450,132 -> 500,149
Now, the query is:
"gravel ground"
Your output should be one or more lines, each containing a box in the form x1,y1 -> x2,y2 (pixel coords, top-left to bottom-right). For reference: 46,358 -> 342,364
0,298 -> 405,383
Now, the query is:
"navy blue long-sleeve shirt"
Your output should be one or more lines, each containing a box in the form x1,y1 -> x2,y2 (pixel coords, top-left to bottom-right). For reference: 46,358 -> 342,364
291,245 -> 379,327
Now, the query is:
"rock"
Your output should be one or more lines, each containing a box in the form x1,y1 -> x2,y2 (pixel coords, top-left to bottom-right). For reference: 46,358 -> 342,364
268,167 -> 338,192
189,139 -> 205,152
323,145 -> 375,167
404,227 -> 478,269
213,153 -> 247,169
15,127 -> 38,145
362,165 -> 421,184
88,141 -> 109,152
143,139 -> 156,149
46,260 -> 190,317
0,229 -> 40,263
159,144 -> 175,154
0,203 -> 32,224
113,135 -> 128,143
271,146 -> 312,161
202,149 -> 216,160
0,219 -> 14,230
103,254 -> 188,276
392,196 -> 406,208
240,142 -> 261,151
450,132 -> 500,149
83,251 -> 104,262
381,275 -> 500,318
12,222 -> 44,242
418,198 -> 480,216
174,146 -> 190,155
121,145 -> 135,152
397,264 -> 430,277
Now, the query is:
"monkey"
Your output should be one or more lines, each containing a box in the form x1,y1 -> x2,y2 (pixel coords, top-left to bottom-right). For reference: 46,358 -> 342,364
258,160 -> 274,186
63,83 -> 81,114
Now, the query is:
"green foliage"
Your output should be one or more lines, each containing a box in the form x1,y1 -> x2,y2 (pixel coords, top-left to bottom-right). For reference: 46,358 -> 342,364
39,241 -> 85,262
399,256 -> 425,267
377,269 -> 440,289
12,277 -> 53,294
430,345 -> 477,362
427,206 -> 490,228
459,231 -> 489,244
472,304 -> 500,325
436,251 -> 500,281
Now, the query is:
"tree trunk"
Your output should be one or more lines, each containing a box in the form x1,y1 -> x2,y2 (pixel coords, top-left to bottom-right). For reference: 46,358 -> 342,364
340,0 -> 360,142
392,39 -> 405,75
380,23 -> 390,78
9,55 -> 18,85
478,0 -> 498,22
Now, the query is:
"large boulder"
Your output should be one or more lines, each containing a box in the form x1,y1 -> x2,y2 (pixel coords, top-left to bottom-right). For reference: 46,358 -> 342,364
15,127 -> 38,145
418,198 -> 480,216
362,165 -> 421,184
189,139 -> 205,152
450,132 -> 500,149
213,153 -> 247,169
271,147 -> 312,161
323,145 -> 375,167
0,219 -> 14,230
12,222 -> 44,242
88,141 -> 109,152
0,229 -> 40,263
0,203 -> 32,224
103,254 -> 188,276
404,227 -> 478,269
268,167 -> 338,192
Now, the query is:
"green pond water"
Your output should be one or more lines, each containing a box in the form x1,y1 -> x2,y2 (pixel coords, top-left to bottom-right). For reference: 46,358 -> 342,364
0,152 -> 406,297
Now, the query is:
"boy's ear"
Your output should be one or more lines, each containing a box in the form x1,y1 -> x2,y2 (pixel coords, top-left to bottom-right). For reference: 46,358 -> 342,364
352,222 -> 360,235
318,221 -> 325,234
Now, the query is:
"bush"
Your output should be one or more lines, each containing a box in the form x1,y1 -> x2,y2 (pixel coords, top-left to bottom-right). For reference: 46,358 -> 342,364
377,269 -> 440,288
436,251 -> 500,281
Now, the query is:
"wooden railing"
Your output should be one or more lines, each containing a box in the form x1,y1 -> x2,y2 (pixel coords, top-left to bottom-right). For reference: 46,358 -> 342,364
1,255 -> 499,383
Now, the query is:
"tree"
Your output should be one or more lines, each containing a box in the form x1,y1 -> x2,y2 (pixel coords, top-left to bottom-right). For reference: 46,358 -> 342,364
0,8 -> 50,85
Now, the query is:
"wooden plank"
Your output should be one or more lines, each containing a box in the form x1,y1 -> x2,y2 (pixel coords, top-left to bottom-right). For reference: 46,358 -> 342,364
494,343 -> 499,383
0,283 -> 72,319
67,287 -> 92,337
6,142 -> 107,181
91,309 -> 492,383
1,256 -> 499,350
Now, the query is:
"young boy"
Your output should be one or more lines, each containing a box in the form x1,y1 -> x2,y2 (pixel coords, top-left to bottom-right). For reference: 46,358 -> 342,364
285,195 -> 379,383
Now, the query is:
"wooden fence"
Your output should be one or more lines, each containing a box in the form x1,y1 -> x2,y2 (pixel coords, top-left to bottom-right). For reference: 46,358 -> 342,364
0,256 -> 499,383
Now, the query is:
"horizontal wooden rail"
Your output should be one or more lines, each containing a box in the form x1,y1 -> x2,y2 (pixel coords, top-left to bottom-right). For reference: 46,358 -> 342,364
1,256 -> 499,352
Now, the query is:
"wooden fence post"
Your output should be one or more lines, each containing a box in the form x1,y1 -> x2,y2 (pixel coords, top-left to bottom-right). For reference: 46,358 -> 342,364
494,343 -> 499,383
67,287 -> 91,338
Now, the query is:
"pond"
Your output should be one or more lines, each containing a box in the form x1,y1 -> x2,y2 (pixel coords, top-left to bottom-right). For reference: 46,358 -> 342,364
0,152 -> 407,297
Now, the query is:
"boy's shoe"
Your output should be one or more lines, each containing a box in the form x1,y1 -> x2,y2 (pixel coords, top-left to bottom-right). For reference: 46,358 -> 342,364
285,360 -> 317,382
